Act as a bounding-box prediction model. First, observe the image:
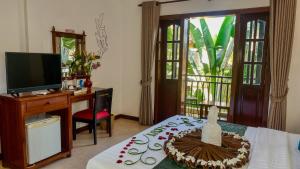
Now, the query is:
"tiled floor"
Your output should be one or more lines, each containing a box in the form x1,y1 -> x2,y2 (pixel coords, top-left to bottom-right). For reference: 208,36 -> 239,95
0,119 -> 149,169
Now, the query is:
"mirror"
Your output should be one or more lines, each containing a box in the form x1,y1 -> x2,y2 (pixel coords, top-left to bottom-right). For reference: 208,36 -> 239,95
51,26 -> 86,78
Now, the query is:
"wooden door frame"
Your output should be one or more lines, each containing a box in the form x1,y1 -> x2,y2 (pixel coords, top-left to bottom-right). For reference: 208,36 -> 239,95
234,12 -> 270,126
154,19 -> 184,123
154,7 -> 270,123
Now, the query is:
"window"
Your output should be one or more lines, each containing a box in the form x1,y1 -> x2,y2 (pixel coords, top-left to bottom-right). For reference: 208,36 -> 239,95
242,19 -> 266,85
166,24 -> 181,80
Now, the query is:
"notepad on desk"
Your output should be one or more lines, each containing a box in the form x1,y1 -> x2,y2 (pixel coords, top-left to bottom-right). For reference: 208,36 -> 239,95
73,88 -> 88,96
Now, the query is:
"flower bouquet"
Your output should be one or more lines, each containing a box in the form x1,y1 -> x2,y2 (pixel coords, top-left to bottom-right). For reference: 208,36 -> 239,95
65,50 -> 101,90
65,51 -> 101,77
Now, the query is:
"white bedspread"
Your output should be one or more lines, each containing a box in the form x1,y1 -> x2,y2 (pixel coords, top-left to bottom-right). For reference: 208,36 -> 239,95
86,115 -> 300,169
247,128 -> 291,169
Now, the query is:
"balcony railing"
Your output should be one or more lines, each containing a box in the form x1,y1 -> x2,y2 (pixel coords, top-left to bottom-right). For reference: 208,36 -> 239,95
183,75 -> 232,120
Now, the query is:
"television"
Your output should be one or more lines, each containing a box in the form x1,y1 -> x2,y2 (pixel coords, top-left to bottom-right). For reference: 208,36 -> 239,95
5,52 -> 62,94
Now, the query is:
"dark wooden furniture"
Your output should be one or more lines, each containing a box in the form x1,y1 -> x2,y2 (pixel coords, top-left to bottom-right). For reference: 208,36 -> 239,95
73,88 -> 113,145
0,92 -> 72,169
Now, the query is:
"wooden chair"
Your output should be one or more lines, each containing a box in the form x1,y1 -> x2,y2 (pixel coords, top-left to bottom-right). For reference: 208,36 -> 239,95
72,88 -> 113,145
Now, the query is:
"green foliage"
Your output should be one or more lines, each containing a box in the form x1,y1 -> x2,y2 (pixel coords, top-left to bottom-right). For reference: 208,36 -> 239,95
65,51 -> 101,76
188,16 -> 235,104
195,89 -> 204,102
215,16 -> 235,67
61,37 -> 75,50
189,16 -> 235,76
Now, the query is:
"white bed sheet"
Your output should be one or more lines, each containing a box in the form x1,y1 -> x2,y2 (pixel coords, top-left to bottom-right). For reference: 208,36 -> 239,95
86,115 -> 300,169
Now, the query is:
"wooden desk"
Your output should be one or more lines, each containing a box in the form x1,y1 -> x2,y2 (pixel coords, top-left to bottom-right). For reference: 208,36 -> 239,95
69,87 -> 105,103
0,92 -> 72,169
0,88 -> 108,168
69,87 -> 105,110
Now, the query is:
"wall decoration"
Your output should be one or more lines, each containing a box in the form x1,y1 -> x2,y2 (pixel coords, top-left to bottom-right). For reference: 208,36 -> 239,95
95,13 -> 108,57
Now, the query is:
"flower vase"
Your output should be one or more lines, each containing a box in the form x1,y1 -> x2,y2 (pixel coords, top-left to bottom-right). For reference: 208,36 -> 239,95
84,76 -> 93,92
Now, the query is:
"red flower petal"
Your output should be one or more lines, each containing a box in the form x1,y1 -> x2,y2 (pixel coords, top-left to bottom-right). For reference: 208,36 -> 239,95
129,141 -> 134,144
123,147 -> 128,150
126,144 -> 131,147
158,136 -> 166,140
120,151 -> 125,154
119,155 -> 124,158
116,160 -> 123,164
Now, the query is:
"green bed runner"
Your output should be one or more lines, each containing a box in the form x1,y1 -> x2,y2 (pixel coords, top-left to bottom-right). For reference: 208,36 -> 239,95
153,122 -> 247,169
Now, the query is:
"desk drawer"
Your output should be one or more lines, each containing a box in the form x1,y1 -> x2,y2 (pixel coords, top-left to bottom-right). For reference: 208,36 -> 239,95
26,96 -> 68,113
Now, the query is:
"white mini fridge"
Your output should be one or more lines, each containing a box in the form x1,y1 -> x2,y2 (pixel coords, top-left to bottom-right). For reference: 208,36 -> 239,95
26,116 -> 61,165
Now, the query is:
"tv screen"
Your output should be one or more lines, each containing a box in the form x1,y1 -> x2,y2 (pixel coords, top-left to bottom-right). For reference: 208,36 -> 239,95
5,52 -> 62,94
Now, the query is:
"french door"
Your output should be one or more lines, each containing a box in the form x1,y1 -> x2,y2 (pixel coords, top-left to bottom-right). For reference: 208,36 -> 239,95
154,8 -> 270,126
233,12 -> 270,127
154,20 -> 186,123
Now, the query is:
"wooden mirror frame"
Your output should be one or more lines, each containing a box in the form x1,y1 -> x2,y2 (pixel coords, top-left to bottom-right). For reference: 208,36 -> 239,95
51,26 -> 87,80
51,26 -> 86,54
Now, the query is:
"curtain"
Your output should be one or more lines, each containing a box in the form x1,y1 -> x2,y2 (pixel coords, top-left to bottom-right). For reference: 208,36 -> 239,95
139,1 -> 160,125
268,0 -> 297,130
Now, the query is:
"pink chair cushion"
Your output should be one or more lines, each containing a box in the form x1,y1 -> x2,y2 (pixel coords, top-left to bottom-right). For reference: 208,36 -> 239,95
73,109 -> 110,120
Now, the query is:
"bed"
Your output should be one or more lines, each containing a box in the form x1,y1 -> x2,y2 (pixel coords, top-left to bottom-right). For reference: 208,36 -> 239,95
86,115 -> 300,169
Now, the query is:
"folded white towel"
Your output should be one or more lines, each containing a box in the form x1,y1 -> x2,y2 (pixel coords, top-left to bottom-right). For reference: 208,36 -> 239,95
247,128 -> 291,169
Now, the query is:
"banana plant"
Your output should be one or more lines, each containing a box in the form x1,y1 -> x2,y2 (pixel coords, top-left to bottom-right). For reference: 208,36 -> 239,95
189,16 -> 235,100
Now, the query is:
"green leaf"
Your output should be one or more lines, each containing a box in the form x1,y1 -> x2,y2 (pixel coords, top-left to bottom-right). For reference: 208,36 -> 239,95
221,39 -> 234,70
189,23 -> 204,53
189,23 -> 205,75
188,55 -> 201,75
202,63 -> 209,74
215,16 -> 235,68
199,18 -> 216,73
231,23 -> 235,37
61,37 -> 75,50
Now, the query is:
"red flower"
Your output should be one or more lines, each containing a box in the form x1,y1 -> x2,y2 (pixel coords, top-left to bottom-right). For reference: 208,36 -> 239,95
116,160 -> 123,164
120,151 -> 126,154
123,147 -> 128,150
126,144 -> 131,147
171,128 -> 178,131
119,155 -> 124,158
158,136 -> 167,140
129,141 -> 134,144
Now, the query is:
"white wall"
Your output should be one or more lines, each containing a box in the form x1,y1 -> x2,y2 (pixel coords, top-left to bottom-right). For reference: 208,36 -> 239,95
287,0 -> 300,134
0,0 -> 27,92
0,0 -> 28,155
